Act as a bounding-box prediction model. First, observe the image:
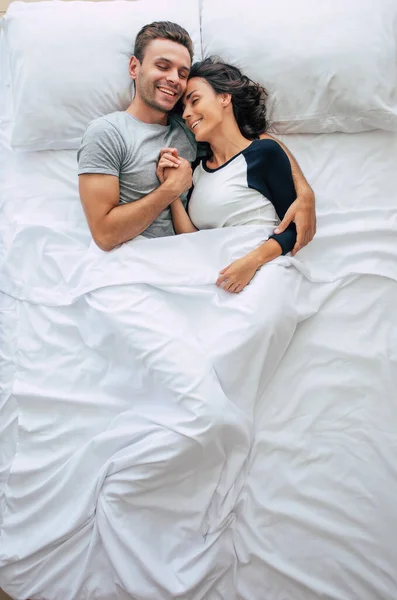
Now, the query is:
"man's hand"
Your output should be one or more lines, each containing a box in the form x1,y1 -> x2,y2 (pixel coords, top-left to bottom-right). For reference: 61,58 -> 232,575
156,147 -> 181,183
161,155 -> 192,197
274,193 -> 316,255
216,255 -> 259,294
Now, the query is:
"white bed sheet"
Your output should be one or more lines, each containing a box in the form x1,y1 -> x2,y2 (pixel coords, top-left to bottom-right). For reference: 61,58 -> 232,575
1,34 -> 397,600
0,30 -> 18,540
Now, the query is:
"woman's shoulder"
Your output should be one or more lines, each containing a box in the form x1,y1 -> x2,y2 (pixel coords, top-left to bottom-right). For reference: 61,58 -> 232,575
245,136 -> 285,156
244,137 -> 289,168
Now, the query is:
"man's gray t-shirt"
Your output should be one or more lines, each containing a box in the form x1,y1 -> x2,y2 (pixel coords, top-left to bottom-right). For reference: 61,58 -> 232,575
77,111 -> 197,239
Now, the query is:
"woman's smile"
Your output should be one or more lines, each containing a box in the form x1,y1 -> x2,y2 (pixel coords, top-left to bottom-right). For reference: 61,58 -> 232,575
190,118 -> 203,131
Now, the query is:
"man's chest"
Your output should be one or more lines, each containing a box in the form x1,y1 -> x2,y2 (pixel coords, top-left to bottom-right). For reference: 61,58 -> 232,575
123,130 -> 195,172
117,131 -> 195,199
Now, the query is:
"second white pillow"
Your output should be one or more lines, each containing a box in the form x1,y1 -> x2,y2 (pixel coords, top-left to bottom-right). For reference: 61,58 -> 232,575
201,0 -> 397,134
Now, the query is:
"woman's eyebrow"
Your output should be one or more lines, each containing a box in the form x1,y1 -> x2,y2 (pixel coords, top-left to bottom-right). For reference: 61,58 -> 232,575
182,90 -> 197,108
185,90 -> 197,102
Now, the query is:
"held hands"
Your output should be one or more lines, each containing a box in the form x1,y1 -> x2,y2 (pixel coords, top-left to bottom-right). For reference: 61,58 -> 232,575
157,148 -> 192,196
216,255 -> 259,294
274,193 -> 316,255
156,147 -> 181,183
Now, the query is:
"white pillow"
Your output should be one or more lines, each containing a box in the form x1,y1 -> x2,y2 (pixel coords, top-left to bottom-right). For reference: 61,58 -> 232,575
3,0 -> 202,151
201,0 -> 397,134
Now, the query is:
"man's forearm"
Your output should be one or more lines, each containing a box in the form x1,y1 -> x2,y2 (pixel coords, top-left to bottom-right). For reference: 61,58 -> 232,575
99,182 -> 180,250
261,133 -> 314,199
281,144 -> 313,198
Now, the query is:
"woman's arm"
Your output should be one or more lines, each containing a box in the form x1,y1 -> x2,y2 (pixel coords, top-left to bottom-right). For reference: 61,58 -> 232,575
260,132 -> 312,197
216,239 -> 281,294
259,132 -> 316,254
170,197 -> 198,234
217,140 -> 299,294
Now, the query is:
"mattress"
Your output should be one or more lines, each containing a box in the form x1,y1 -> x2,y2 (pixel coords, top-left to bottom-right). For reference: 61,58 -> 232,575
1,30 -> 397,600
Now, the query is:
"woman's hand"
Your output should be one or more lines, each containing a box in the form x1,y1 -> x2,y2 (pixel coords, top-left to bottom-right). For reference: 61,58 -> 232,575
217,239 -> 282,293
156,148 -> 181,183
216,255 -> 260,293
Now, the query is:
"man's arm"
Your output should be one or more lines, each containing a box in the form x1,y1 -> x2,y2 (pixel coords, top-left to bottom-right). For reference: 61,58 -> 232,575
259,132 -> 316,254
79,162 -> 191,251
77,119 -> 191,251
260,132 -> 313,197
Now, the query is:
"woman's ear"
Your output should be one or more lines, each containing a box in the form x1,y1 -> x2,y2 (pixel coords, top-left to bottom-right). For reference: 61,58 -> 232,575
220,93 -> 232,107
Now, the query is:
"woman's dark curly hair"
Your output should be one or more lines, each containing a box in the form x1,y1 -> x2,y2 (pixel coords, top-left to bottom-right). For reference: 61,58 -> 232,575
188,57 -> 269,139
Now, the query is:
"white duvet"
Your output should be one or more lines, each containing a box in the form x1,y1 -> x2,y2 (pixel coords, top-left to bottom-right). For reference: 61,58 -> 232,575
1,45 -> 397,600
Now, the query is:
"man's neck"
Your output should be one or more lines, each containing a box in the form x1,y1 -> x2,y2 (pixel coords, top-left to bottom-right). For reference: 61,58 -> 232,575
126,98 -> 169,126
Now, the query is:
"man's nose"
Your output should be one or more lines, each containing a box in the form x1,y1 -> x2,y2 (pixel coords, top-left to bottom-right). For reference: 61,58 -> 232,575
166,69 -> 179,84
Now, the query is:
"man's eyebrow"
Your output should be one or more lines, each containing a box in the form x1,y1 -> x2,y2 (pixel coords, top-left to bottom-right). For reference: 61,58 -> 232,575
155,57 -> 190,72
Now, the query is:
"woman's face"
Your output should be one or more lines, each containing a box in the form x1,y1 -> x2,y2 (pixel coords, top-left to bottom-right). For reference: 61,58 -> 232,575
182,77 -> 226,142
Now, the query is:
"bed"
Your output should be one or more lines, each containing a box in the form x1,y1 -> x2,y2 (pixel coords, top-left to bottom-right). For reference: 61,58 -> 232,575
1,1 -> 397,599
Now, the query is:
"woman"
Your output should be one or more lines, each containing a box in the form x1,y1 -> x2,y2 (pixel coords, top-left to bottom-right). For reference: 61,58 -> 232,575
157,58 -> 299,294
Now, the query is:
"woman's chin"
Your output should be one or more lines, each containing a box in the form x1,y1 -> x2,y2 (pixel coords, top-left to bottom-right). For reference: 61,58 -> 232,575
193,129 -> 207,143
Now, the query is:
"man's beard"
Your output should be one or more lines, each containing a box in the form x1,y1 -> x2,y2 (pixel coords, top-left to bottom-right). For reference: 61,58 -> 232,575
136,77 -> 178,114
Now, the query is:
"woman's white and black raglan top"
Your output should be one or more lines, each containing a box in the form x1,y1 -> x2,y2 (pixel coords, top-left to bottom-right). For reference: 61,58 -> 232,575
188,139 -> 297,255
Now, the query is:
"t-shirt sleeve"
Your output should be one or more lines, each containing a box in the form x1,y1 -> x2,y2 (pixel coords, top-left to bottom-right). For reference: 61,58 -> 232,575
77,118 -> 126,176
247,139 -> 297,255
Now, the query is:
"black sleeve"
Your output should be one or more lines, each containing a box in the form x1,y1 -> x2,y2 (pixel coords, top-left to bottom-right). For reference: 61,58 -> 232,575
246,139 -> 297,255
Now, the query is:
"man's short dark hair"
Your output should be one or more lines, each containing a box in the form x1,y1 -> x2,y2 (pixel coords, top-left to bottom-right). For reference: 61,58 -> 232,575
134,21 -> 194,63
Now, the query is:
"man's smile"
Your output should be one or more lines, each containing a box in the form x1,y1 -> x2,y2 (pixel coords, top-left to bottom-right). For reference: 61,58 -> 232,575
157,86 -> 178,97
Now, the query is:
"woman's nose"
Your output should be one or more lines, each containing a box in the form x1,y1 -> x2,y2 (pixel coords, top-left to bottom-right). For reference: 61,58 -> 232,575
182,105 -> 191,121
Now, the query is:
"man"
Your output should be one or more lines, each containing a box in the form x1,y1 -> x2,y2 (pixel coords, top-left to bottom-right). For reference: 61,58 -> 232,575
78,21 -> 315,255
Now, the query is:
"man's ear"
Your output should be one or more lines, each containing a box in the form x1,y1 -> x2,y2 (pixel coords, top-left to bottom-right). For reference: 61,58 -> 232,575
129,56 -> 140,80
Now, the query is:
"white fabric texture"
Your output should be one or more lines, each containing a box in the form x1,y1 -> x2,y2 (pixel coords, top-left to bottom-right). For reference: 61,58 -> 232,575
201,0 -> 397,134
2,0 -> 202,152
2,22 -> 397,600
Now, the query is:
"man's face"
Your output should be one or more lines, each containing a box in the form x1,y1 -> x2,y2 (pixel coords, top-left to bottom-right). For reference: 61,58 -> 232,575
130,39 -> 191,113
